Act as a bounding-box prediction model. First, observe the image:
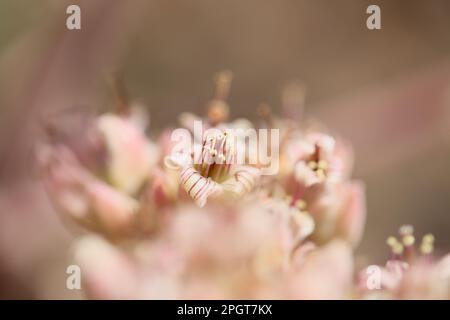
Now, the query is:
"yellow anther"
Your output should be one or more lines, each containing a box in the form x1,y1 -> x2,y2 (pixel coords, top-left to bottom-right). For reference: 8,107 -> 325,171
419,234 -> 435,255
316,169 -> 326,181
308,161 -> 318,170
295,199 -> 307,211
402,234 -> 415,246
392,242 -> 404,255
420,243 -> 434,255
386,236 -> 397,247
422,234 -> 435,244
317,160 -> 328,170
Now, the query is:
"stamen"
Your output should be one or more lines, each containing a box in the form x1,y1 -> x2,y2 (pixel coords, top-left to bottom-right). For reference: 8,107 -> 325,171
398,225 -> 415,262
392,242 -> 404,256
402,234 -> 415,247
420,234 -> 435,255
387,236 -> 404,260
402,234 -> 415,262
214,70 -> 233,100
316,169 -> 326,181
386,236 -> 397,247
307,154 -> 328,181
195,132 -> 235,182
295,199 -> 307,211
257,103 -> 273,123
317,160 -> 328,170
308,161 -> 318,170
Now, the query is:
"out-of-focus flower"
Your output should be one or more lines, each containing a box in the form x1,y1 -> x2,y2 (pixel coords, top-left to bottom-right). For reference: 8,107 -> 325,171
164,130 -> 260,207
164,71 -> 261,207
97,111 -> 158,195
38,106 -> 160,237
307,181 -> 366,246
73,199 -> 316,299
38,144 -> 139,235
73,235 -> 181,299
358,225 -> 450,299
278,130 -> 365,247
39,71 -> 440,300
284,240 -> 354,299
179,70 -> 233,132
284,132 -> 353,187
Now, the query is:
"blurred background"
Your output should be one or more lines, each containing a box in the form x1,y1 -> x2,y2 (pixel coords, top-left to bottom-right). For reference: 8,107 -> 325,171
0,0 -> 450,298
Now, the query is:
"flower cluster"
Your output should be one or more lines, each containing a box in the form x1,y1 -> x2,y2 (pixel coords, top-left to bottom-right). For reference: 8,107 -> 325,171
358,225 -> 450,299
37,71 -> 449,299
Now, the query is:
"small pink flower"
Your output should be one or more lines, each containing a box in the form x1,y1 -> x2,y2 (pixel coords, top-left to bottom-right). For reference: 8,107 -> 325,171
286,132 -> 353,187
97,112 -> 159,195
38,108 -> 159,236
39,144 -> 139,235
165,131 -> 260,207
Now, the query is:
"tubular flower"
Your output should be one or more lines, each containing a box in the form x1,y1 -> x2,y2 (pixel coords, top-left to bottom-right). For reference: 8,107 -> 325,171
285,132 -> 353,187
165,130 -> 260,207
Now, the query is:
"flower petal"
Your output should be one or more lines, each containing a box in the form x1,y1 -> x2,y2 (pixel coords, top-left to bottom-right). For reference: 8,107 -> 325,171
179,166 -> 222,207
98,113 -> 158,195
222,166 -> 260,198
86,181 -> 139,234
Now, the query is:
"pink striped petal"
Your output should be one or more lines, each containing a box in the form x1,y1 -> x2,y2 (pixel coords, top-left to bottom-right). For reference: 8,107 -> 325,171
179,166 -> 222,207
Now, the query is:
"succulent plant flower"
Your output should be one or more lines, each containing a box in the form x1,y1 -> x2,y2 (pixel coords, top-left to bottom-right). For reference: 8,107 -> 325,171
285,132 -> 353,187
35,71 -> 450,301
38,108 -> 159,236
165,130 -> 260,207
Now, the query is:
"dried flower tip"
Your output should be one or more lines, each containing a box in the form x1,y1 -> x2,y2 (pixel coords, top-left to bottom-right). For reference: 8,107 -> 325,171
282,82 -> 306,119
257,103 -> 272,119
107,72 -> 129,112
214,70 -> 233,100
207,100 -> 230,126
